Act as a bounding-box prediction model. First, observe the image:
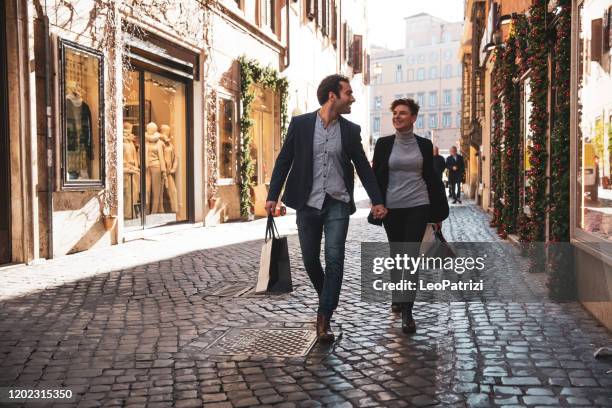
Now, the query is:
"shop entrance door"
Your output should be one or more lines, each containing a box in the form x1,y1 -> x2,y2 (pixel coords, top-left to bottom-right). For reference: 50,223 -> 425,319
0,5 -> 10,264
123,69 -> 189,230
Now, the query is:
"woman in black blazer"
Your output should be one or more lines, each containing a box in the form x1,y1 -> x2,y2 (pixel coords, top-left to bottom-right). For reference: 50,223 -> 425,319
371,98 -> 449,334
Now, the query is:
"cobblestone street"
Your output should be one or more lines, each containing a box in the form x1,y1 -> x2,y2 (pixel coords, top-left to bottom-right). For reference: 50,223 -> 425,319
1,201 -> 612,407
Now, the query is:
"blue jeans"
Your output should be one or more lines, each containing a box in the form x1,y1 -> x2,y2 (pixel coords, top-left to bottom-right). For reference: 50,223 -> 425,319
296,196 -> 350,319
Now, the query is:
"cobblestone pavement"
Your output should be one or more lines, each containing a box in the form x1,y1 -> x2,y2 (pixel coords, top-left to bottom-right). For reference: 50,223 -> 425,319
1,201 -> 612,407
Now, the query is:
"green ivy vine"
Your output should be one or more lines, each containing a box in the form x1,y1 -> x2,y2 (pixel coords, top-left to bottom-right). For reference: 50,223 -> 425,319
490,48 -> 505,231
238,56 -> 289,217
520,0 -> 550,243
547,0 -> 575,300
499,31 -> 520,238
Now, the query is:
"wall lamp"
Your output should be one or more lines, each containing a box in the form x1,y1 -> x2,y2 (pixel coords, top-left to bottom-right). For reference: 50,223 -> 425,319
498,12 -> 527,26
484,42 -> 505,52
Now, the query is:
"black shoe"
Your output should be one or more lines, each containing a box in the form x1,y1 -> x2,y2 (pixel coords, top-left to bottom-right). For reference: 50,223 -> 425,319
458,199 -> 462,204
402,310 -> 416,334
391,302 -> 402,313
452,200 -> 457,204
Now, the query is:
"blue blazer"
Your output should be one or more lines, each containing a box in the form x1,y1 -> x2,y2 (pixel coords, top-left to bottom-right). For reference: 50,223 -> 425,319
267,111 -> 383,214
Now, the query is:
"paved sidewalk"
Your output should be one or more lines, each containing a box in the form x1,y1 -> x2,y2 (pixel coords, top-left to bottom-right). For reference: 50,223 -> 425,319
0,200 -> 611,407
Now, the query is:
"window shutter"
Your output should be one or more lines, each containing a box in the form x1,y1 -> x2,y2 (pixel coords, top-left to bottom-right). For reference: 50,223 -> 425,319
306,0 -> 315,20
331,1 -> 337,46
591,18 -> 602,63
322,0 -> 327,35
353,35 -> 363,73
346,25 -> 353,66
364,53 -> 370,84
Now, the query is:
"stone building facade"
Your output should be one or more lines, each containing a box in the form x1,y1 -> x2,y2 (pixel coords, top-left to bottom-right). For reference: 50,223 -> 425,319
0,0 -> 369,265
369,13 -> 463,156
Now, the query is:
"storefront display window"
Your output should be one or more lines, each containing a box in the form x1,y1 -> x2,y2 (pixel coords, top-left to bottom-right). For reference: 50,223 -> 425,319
576,0 -> 612,241
522,78 -> 533,206
60,40 -> 104,188
249,85 -> 278,185
218,96 -> 236,180
123,70 -> 188,229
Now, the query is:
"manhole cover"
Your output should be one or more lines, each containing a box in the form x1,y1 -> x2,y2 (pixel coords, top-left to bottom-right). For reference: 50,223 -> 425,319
209,282 -> 253,297
203,327 -> 317,357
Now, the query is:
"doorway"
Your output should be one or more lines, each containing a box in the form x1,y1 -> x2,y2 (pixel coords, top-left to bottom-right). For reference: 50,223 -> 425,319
0,4 -> 10,264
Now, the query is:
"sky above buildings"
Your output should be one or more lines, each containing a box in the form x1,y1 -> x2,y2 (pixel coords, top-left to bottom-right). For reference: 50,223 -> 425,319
367,0 -> 464,50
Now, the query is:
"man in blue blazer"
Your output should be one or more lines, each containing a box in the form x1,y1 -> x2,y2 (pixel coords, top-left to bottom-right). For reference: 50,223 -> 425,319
265,75 -> 387,342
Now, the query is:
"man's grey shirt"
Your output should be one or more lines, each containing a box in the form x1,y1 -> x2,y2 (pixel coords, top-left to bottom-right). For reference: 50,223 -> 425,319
306,113 -> 350,209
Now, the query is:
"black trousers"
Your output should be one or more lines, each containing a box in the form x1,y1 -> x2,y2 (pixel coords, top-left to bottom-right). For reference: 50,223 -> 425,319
449,179 -> 461,200
382,205 -> 430,310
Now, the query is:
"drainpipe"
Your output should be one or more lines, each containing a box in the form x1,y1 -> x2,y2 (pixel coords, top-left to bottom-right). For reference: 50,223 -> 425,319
284,0 -> 290,70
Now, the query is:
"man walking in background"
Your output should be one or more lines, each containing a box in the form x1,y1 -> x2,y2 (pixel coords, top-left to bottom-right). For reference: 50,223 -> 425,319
433,146 -> 446,181
446,145 -> 465,204
265,74 -> 387,342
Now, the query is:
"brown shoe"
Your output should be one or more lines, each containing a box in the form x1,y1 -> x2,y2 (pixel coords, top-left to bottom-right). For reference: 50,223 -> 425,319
316,313 -> 335,342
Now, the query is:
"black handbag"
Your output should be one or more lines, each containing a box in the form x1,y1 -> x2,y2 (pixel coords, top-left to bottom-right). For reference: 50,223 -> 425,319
424,225 -> 456,258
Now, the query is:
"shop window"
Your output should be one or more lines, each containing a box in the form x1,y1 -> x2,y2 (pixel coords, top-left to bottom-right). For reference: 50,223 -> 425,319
60,40 -> 104,188
123,70 -> 188,228
522,78 -> 533,207
249,85 -> 278,185
575,1 -> 612,242
218,96 -> 236,180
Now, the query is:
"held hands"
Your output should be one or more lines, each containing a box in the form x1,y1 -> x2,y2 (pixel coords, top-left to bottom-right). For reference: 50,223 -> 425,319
371,204 -> 387,219
265,200 -> 277,215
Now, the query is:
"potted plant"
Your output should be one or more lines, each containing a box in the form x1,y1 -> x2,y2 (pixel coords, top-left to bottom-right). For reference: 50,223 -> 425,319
96,190 -> 117,231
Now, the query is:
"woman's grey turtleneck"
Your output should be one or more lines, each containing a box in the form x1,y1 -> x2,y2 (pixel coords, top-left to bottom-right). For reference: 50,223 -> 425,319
385,128 -> 430,209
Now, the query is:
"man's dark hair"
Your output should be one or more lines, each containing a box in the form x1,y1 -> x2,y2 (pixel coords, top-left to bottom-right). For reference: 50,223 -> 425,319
317,74 -> 350,105
390,98 -> 420,116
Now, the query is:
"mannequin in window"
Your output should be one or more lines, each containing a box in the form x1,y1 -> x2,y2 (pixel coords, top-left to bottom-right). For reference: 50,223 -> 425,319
160,125 -> 179,213
145,122 -> 166,214
65,81 -> 93,179
123,122 -> 140,218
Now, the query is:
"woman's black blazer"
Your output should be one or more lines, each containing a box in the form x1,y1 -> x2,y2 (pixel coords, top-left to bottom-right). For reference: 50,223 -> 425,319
372,134 -> 449,223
